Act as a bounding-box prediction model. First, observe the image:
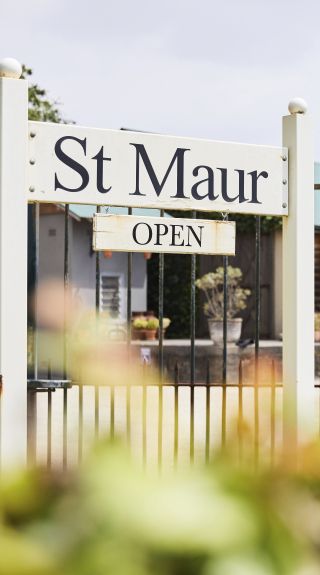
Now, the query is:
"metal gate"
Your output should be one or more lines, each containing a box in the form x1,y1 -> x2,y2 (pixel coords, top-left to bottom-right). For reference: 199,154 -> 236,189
27,208 -> 292,469
0,62 -> 315,467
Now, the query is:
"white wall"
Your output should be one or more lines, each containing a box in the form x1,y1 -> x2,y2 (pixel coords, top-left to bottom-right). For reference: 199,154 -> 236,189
39,213 -> 67,282
39,214 -> 147,318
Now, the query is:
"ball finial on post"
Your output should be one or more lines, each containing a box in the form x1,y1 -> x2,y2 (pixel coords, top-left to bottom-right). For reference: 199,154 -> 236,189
0,58 -> 22,79
288,98 -> 308,115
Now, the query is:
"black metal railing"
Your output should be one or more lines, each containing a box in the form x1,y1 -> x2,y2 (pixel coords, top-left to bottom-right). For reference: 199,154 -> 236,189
27,358 -> 284,469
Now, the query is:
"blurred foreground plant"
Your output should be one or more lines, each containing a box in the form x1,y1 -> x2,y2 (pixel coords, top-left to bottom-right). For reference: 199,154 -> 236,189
2,442 -> 320,574
23,279 -> 320,575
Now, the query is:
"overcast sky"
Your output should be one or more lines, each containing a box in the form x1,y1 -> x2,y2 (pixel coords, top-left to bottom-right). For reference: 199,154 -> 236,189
2,0 -> 320,156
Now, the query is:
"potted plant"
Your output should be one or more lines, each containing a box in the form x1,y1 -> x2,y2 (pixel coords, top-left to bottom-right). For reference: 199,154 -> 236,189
195,266 -> 251,345
157,317 -> 171,339
132,316 -> 148,340
315,313 -> 320,342
132,316 -> 160,340
145,317 -> 159,340
132,316 -> 171,340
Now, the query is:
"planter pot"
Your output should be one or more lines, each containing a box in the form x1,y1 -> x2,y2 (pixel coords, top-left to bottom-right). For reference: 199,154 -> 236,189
315,330 -> 320,342
132,329 -> 147,340
145,329 -> 157,341
208,318 -> 243,345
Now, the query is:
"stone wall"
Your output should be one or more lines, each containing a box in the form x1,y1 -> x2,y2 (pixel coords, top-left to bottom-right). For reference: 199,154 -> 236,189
133,340 -> 319,384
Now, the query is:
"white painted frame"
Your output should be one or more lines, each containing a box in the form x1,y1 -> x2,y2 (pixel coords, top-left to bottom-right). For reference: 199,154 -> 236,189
282,104 -> 315,453
0,67 -> 28,468
0,57 -> 315,467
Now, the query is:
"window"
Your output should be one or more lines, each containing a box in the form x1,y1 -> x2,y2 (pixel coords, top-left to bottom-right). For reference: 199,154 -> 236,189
100,275 -> 120,317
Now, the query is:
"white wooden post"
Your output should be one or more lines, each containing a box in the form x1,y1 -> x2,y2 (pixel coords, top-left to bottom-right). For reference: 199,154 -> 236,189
282,98 -> 315,453
0,59 -> 28,467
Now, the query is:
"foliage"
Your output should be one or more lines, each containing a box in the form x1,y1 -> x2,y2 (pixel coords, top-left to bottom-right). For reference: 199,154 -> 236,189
132,317 -> 170,330
162,317 -> 171,329
146,317 -> 160,330
315,312 -> 320,331
133,317 -> 148,329
148,253 -> 200,338
168,210 -> 282,234
230,213 -> 281,233
196,266 -> 251,320
22,279 -> 320,575
132,316 -> 160,330
22,65 -> 69,123
2,441 -> 320,574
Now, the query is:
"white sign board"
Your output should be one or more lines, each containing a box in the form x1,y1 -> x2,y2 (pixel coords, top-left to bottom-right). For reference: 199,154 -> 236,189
93,214 -> 236,255
28,121 -> 288,216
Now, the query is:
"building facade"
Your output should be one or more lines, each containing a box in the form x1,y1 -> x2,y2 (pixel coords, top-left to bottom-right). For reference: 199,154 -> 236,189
38,204 -> 148,320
